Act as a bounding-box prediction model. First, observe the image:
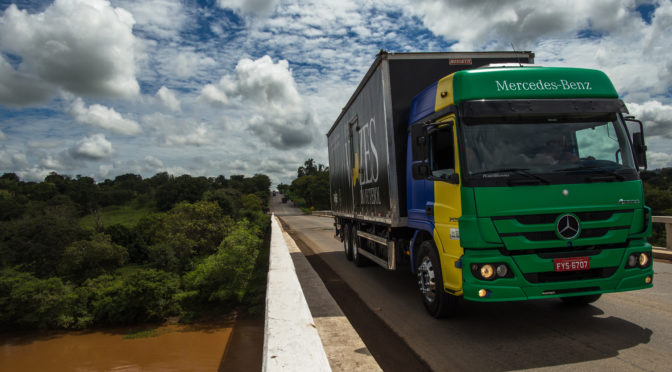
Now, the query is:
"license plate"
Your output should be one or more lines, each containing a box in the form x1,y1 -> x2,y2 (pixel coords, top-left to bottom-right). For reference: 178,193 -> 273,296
554,257 -> 590,272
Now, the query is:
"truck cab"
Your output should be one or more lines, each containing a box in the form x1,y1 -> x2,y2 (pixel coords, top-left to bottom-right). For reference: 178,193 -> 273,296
407,65 -> 653,316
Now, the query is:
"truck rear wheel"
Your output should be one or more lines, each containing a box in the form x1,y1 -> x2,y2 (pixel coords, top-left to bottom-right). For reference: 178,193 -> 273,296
416,240 -> 457,318
560,294 -> 601,305
352,226 -> 369,267
343,224 -> 353,261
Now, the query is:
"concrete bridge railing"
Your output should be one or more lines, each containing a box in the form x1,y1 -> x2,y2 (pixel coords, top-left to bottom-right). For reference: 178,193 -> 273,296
653,216 -> 672,250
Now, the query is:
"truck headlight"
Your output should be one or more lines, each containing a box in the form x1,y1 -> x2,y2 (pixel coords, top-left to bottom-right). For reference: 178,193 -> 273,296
638,252 -> 650,268
472,263 -> 512,280
480,264 -> 495,280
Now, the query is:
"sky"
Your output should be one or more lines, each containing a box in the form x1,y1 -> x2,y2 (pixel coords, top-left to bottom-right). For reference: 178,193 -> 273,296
0,0 -> 671,186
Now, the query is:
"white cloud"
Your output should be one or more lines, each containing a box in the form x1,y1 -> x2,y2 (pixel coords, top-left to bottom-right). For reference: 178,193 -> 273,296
157,86 -> 181,112
115,0 -> 186,39
170,51 -> 217,79
627,101 -> 672,139
200,83 -> 230,106
69,98 -> 142,135
0,129 -> 6,141
405,0 -> 635,50
647,151 -> 672,169
201,55 -> 317,149
217,0 -> 278,15
144,155 -> 164,168
69,134 -> 114,160
160,125 -> 214,147
0,0 -> 139,105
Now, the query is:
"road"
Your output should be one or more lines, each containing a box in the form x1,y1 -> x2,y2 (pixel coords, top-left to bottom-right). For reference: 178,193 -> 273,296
271,194 -> 672,371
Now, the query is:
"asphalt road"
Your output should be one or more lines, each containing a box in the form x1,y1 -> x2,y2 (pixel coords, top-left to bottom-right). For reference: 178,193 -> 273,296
271,194 -> 672,372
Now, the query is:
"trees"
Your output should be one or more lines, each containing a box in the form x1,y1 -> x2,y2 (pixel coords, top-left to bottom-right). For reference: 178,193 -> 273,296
0,171 -> 271,330
291,159 -> 330,210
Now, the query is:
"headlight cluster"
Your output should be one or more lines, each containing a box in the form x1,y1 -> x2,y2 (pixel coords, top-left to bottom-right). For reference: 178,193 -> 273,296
625,252 -> 651,269
471,263 -> 512,281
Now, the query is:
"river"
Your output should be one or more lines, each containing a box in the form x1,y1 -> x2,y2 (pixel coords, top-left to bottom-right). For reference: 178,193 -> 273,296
0,316 -> 263,371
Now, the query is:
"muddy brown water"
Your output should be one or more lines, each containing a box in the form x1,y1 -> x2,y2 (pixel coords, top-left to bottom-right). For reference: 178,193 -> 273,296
0,316 -> 263,371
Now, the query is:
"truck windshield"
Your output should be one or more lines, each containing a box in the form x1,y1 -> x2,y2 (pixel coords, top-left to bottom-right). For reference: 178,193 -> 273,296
461,113 -> 638,185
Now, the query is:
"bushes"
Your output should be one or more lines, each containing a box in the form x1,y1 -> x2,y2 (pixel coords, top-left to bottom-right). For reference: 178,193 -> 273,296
85,269 -> 180,325
0,268 -> 181,329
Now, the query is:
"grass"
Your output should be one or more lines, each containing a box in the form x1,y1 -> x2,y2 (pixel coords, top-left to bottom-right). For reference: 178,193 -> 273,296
80,200 -> 156,230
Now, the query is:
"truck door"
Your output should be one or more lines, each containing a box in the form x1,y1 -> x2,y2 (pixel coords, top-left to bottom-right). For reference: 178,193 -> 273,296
428,116 -> 463,292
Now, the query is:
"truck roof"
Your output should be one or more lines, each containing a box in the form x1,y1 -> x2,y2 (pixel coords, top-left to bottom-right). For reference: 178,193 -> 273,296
409,66 -> 619,124
326,50 -> 535,137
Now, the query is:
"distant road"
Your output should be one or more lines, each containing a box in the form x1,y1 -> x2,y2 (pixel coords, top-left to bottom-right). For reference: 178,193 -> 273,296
270,193 -> 672,371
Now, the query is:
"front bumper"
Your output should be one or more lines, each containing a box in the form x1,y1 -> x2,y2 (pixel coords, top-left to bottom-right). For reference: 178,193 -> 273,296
461,241 -> 653,302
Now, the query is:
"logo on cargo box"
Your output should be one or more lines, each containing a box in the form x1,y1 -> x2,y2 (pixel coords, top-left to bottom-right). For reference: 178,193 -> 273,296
449,58 -> 472,65
555,214 -> 581,240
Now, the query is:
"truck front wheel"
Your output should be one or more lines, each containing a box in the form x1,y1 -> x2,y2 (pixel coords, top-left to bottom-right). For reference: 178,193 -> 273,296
343,224 -> 353,261
416,240 -> 458,318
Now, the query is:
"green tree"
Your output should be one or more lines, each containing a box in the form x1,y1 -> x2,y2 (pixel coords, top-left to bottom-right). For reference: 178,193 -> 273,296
59,233 -> 129,281
85,269 -> 180,325
0,269 -> 82,329
182,221 -> 262,307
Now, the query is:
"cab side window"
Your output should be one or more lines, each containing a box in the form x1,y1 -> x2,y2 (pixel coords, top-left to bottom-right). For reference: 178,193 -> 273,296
429,128 -> 455,180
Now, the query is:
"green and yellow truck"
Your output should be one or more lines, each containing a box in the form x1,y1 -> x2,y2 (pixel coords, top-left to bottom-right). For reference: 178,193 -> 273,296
327,51 -> 653,317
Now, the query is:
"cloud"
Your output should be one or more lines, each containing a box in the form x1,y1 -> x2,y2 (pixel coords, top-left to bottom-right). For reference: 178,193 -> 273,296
217,0 -> 278,15
69,134 -> 114,160
200,83 -> 230,106
69,98 -> 142,135
405,0 -> 635,50
202,55 -> 317,149
0,55 -> 56,106
157,86 -> 181,112
627,101 -> 672,139
144,155 -> 164,168
159,125 -> 214,147
169,51 -> 218,79
647,151 -> 672,169
114,0 -> 186,39
0,129 -> 5,141
0,0 -> 140,104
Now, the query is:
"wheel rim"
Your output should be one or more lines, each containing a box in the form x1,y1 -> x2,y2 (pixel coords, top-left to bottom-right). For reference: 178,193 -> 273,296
352,229 -> 358,260
344,227 -> 351,256
417,256 -> 436,303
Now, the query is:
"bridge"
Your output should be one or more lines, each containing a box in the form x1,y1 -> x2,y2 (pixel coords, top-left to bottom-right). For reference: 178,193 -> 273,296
265,195 -> 672,371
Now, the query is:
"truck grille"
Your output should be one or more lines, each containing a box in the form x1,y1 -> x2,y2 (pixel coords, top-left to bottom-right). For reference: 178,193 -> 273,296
493,210 -> 632,250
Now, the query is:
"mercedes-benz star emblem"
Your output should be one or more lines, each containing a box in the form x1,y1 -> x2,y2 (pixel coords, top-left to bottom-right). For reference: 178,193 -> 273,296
556,214 -> 581,240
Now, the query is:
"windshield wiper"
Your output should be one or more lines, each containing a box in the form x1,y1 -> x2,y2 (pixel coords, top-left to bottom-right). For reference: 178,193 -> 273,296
558,166 -> 626,182
471,168 -> 550,185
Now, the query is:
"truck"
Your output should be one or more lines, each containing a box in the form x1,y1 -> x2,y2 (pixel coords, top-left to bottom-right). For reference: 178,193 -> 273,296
327,51 -> 653,317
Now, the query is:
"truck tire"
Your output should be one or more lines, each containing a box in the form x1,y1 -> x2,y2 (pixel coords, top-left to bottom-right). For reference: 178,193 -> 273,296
343,224 -> 353,261
416,240 -> 458,318
352,226 -> 369,267
560,294 -> 601,305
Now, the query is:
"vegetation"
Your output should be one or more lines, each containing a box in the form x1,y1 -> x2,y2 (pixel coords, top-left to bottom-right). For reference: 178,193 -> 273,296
641,168 -> 672,247
0,171 -> 271,330
289,159 -> 330,211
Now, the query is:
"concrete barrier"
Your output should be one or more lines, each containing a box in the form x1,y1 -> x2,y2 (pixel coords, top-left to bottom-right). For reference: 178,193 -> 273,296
263,214 -> 331,372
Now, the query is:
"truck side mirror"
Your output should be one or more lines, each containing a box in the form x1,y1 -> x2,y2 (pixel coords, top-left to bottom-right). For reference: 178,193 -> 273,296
632,132 -> 647,171
410,123 -> 428,161
625,117 -> 647,171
